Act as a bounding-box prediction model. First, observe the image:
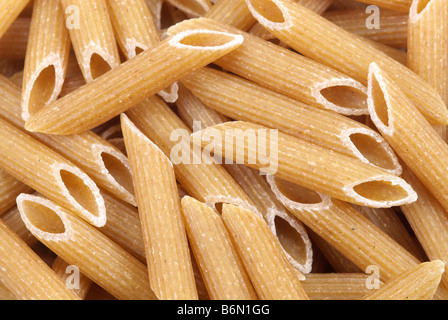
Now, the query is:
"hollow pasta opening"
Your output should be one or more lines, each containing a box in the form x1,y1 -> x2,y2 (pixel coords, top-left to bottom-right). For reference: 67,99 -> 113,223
28,65 -> 56,116
59,169 -> 100,217
320,85 -> 368,112
178,31 -> 239,47
370,73 -> 390,127
21,200 -> 66,235
89,53 -> 112,80
273,215 -> 308,265
246,0 -> 286,23
349,133 -> 396,171
275,178 -> 323,204
353,180 -> 410,202
100,151 -> 135,196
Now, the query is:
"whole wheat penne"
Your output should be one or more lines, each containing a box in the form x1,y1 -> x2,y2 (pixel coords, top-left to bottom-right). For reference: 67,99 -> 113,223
52,257 -> 92,299
145,0 -> 163,29
107,0 -> 179,103
192,121 -> 416,207
308,230 -> 362,273
107,0 -> 160,60
174,88 -> 313,274
21,0 -> 71,122
324,9 -> 408,48
0,170 -> 32,216
354,205 -> 427,261
249,0 -> 334,40
0,76 -> 136,207
222,203 -> 308,300
205,0 -> 256,30
362,260 -> 445,300
368,63 -> 448,212
267,176 -> 422,283
0,0 -> 30,38
17,194 -> 157,300
168,18 -> 369,116
302,273 -> 378,300
60,0 -> 120,82
401,166 -> 448,288
122,114 -> 198,300
245,0 -> 448,125
163,2 -> 190,26
126,96 -> 261,218
166,0 -> 212,17
25,29 -> 245,135
1,205 -> 37,246
98,191 -> 146,263
351,0 -> 412,12
190,253 -> 211,301
59,54 -> 85,97
0,219 -> 79,300
182,67 -> 401,174
0,17 -> 30,59
0,116 -> 106,227
176,83 -> 230,129
408,0 -> 448,106
180,196 -> 257,300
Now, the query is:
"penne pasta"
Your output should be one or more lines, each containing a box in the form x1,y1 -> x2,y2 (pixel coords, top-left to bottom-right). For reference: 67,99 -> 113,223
0,76 -> 136,207
17,194 -> 157,300
180,196 -> 257,300
182,67 -> 401,174
354,205 -> 427,261
362,260 -> 445,300
302,273 -> 378,300
401,167 -> 448,288
192,121 -> 416,208
245,0 -> 448,125
0,17 -> 30,59
25,29 -> 245,135
221,203 -> 309,300
144,0 -> 163,30
0,115 -> 106,227
21,0 -> 71,121
168,18 -> 370,116
205,0 -> 256,30
408,0 -> 448,106
0,219 -> 79,300
267,176 -> 421,283
121,114 -> 198,300
166,0 -> 212,17
0,282 -> 16,300
0,170 -> 32,216
60,0 -> 120,83
323,9 -> 408,48
52,257 -> 92,299
0,0 -> 31,38
126,96 -> 261,218
1,205 -> 37,246
175,85 -> 312,274
367,63 -> 448,212
107,0 -> 160,60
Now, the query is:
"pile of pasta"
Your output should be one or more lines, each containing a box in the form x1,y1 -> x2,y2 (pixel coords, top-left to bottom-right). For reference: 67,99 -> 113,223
0,0 -> 447,301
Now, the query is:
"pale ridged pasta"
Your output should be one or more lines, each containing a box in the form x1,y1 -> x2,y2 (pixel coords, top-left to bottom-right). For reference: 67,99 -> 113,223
362,260 -> 445,300
21,0 -> 71,121
0,0 -> 31,38
25,29 -> 245,135
168,18 -> 370,116
52,256 -> 92,299
121,114 -> 198,300
17,193 -> 157,300
180,196 -> 257,300
222,203 -> 309,300
0,17 -> 30,59
60,0 -> 120,82
0,219 -> 79,300
245,0 -> 448,125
